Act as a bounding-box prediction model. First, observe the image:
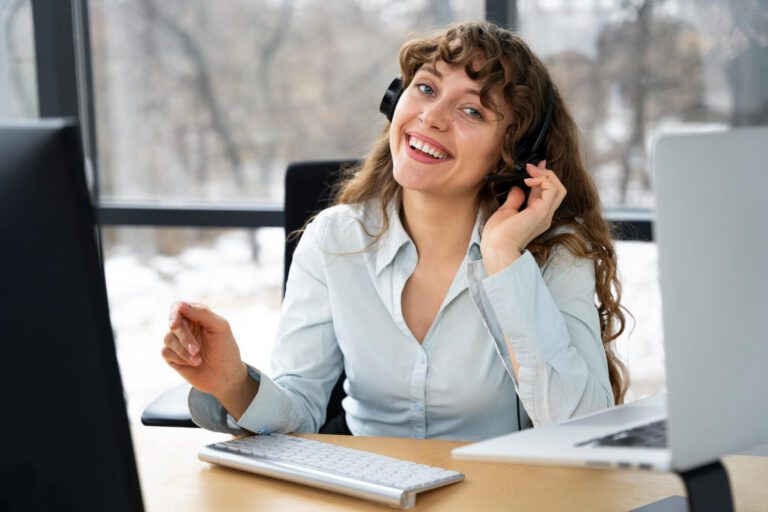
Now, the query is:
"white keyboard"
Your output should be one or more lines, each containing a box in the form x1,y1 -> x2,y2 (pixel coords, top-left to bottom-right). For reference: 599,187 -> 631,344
198,434 -> 464,509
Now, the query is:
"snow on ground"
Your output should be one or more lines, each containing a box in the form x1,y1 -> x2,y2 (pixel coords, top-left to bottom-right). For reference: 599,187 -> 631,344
105,231 -> 665,425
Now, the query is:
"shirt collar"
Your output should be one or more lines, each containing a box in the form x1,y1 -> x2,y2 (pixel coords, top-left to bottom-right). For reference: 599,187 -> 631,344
374,199 -> 485,275
374,200 -> 412,275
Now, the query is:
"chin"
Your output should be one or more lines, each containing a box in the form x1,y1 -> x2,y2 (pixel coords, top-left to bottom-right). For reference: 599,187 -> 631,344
392,161 -> 437,192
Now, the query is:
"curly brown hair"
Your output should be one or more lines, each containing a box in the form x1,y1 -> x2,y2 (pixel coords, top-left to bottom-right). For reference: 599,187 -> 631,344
331,20 -> 630,405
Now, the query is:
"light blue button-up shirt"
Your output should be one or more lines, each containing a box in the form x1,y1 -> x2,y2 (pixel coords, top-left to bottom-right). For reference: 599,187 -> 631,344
189,200 -> 614,441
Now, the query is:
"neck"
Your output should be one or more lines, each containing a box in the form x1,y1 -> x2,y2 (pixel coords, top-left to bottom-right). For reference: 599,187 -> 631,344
400,190 -> 479,265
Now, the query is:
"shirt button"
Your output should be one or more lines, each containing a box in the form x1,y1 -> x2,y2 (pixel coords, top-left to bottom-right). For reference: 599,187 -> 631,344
413,403 -> 423,412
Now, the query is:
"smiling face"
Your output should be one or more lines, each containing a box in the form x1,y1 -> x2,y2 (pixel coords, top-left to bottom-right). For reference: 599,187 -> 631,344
389,59 -> 513,202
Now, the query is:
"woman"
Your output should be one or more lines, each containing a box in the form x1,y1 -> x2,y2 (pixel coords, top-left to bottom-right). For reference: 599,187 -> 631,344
162,21 -> 628,441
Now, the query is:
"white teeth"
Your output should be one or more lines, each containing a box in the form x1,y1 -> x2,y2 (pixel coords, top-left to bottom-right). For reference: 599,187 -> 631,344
409,135 -> 448,160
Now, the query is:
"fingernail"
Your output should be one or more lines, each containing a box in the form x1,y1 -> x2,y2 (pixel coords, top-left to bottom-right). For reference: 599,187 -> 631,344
188,343 -> 199,356
190,355 -> 202,366
180,302 -> 191,311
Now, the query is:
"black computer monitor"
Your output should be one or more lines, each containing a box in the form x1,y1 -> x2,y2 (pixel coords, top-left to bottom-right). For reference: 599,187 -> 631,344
0,120 -> 143,511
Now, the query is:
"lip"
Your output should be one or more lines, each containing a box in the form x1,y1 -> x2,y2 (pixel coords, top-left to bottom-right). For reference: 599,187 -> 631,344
405,141 -> 449,164
405,131 -> 453,158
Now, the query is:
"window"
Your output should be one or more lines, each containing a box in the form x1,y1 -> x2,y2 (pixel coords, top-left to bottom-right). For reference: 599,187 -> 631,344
517,0 -> 768,208
0,0 -> 36,119
613,241 -> 664,401
103,226 -> 283,423
88,0 -> 485,203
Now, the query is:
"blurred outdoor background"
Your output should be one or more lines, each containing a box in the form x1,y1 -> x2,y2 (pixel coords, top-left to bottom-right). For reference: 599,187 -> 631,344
2,0 -> 766,424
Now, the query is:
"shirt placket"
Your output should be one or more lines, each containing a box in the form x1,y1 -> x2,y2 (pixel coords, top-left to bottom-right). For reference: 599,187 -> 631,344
389,242 -> 429,437
410,348 -> 428,438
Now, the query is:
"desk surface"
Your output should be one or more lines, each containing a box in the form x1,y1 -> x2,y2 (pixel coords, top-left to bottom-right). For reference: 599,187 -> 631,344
132,426 -> 768,511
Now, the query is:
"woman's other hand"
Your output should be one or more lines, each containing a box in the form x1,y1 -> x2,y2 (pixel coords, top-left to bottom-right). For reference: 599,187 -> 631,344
481,160 -> 567,275
161,302 -> 258,418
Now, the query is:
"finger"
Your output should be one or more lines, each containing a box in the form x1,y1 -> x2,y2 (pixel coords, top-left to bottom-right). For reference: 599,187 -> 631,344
181,319 -> 201,356
163,331 -> 201,366
167,361 -> 192,376
527,161 -> 555,175
524,177 -> 546,187
161,346 -> 187,367
172,320 -> 202,359
178,302 -> 229,331
526,165 -> 564,193
526,163 -> 545,176
532,165 -> 565,190
164,331 -> 197,365
168,301 -> 188,329
525,173 -> 546,204
539,179 -> 566,215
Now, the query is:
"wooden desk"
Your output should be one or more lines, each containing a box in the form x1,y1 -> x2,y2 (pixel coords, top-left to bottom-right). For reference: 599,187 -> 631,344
131,426 -> 768,511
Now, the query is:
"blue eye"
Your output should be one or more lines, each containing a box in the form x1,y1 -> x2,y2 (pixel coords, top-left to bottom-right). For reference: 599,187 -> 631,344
417,83 -> 434,96
463,107 -> 483,120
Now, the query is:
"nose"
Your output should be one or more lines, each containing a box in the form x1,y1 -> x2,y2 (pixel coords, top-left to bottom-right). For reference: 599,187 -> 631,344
419,100 -> 451,131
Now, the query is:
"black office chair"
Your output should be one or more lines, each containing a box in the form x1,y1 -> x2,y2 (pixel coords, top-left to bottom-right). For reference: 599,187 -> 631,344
141,159 -> 358,434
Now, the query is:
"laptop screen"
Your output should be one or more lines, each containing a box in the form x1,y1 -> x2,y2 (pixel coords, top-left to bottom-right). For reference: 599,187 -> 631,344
653,127 -> 768,470
0,120 -> 143,511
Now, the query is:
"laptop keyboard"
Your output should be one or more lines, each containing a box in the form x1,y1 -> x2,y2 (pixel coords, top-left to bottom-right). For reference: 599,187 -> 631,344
575,419 -> 667,448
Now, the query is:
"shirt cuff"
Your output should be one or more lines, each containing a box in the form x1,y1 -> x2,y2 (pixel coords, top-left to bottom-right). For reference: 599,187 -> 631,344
187,365 -> 262,435
480,250 -> 570,368
235,369 -> 295,435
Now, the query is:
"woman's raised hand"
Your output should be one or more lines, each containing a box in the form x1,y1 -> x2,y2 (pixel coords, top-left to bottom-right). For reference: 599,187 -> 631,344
162,302 -> 248,398
480,160 -> 567,275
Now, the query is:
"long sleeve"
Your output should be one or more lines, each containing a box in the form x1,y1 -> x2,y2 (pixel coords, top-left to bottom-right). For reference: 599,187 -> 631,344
188,215 -> 343,434
467,248 -> 613,427
245,212 -> 344,434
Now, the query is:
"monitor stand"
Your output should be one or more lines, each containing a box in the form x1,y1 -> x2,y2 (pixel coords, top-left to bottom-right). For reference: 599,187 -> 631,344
631,461 -> 734,512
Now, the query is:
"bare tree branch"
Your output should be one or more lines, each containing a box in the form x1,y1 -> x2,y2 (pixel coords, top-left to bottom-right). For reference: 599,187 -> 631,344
139,0 -> 244,185
253,0 -> 294,182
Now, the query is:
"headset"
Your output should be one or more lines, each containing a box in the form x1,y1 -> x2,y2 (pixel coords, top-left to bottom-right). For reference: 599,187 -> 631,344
380,77 -> 555,210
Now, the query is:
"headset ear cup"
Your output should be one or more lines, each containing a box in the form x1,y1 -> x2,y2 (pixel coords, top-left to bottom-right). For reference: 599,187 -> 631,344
380,77 -> 404,121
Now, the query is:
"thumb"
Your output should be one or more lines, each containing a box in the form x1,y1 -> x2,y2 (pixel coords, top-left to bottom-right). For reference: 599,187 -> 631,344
501,186 -> 525,212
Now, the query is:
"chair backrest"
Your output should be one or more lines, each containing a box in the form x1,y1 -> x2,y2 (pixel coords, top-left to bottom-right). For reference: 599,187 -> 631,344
283,160 -> 359,293
283,159 -> 359,433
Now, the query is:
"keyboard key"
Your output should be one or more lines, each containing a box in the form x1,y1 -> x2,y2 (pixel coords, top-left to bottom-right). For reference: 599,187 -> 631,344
575,419 -> 667,449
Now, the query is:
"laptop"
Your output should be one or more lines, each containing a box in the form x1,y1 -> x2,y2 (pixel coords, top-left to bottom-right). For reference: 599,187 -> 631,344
453,127 -> 768,474
0,120 -> 144,511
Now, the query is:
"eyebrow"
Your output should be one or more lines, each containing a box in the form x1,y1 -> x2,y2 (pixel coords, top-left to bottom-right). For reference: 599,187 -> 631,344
419,65 -> 482,98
